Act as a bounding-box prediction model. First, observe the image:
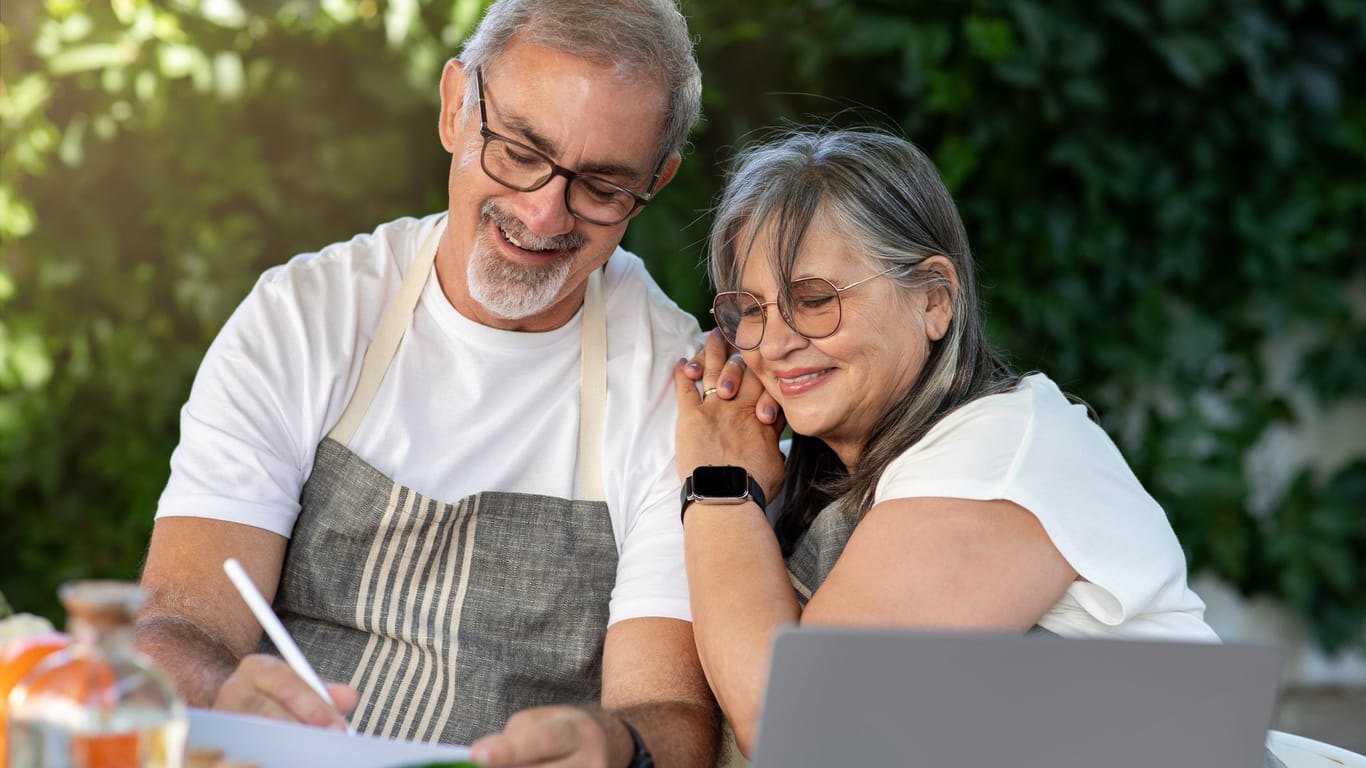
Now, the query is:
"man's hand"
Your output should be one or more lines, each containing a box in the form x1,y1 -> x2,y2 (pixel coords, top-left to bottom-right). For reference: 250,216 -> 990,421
467,618 -> 718,767
137,517 -> 361,729
468,705 -> 626,767
212,653 -> 358,731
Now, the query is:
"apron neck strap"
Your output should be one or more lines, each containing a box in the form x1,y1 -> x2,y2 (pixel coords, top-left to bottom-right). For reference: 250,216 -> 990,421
328,218 -> 444,447
577,268 -> 606,502
328,217 -> 609,502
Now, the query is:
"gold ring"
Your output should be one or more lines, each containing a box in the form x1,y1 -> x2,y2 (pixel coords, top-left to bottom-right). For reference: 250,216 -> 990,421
701,387 -> 719,399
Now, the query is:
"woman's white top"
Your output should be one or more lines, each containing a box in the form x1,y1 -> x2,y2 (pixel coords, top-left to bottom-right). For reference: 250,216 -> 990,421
875,373 -> 1219,641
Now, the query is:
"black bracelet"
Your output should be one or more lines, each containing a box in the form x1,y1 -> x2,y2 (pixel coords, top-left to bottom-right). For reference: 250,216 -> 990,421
618,716 -> 655,768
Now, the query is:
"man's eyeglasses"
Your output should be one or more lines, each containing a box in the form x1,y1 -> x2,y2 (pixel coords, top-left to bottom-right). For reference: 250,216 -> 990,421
475,67 -> 665,227
710,268 -> 898,350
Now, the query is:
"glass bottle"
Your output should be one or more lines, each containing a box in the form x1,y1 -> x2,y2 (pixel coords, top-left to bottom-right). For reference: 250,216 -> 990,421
6,581 -> 187,768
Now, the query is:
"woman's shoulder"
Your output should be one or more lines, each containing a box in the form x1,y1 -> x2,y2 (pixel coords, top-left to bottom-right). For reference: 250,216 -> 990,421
926,373 -> 1097,444
875,373 -> 1099,500
911,373 -> 1047,446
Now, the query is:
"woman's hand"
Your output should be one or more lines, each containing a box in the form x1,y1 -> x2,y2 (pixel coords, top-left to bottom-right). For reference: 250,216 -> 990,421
674,330 -> 785,504
681,330 -> 782,426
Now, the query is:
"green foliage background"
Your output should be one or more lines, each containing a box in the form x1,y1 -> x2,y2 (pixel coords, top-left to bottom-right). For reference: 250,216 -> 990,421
2,0 -> 1364,651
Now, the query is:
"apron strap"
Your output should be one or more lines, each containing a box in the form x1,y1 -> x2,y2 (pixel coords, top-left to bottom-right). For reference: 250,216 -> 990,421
578,268 -> 606,502
328,216 -> 609,504
328,219 -> 445,446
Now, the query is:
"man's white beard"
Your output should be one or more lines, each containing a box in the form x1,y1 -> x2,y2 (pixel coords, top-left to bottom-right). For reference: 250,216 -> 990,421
467,202 -> 582,320
467,239 -> 574,320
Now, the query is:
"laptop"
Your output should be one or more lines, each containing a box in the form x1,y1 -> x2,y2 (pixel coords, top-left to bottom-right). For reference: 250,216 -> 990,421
751,626 -> 1283,768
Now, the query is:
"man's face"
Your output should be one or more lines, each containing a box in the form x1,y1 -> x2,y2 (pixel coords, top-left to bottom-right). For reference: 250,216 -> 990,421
436,40 -> 677,331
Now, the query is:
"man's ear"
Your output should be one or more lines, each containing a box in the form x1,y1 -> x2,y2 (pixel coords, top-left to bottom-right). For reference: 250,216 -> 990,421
921,255 -> 957,342
438,58 -> 468,153
625,153 -> 682,223
653,152 -> 682,191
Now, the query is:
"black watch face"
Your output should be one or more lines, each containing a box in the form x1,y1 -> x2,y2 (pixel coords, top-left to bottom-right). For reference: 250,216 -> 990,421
692,465 -> 749,498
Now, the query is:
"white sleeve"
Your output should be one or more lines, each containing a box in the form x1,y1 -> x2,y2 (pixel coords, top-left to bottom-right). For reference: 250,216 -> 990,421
155,257 -> 371,537
874,376 -> 1197,628
604,259 -> 702,625
608,452 -> 692,625
157,277 -> 310,536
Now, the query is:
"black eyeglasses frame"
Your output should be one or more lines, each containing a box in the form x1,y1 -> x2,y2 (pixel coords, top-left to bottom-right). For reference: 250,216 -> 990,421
474,67 -> 667,227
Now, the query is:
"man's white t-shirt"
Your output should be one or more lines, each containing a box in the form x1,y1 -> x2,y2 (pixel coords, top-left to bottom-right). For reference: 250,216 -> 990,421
876,374 -> 1218,641
157,213 -> 701,625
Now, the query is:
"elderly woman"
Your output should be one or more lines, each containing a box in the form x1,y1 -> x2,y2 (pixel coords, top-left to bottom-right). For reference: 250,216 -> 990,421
674,128 -> 1219,756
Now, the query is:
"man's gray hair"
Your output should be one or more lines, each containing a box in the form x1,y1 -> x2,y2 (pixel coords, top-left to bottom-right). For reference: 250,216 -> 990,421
458,0 -> 702,162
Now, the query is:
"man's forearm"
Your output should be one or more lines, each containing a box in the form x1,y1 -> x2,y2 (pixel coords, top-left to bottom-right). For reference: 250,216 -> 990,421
135,614 -> 241,707
612,699 -> 720,768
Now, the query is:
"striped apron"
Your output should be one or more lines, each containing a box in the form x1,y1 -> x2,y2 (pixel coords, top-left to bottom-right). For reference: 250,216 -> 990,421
784,498 -> 856,607
269,221 -> 617,745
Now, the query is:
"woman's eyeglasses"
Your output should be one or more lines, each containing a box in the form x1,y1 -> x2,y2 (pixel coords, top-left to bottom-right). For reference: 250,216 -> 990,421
710,267 -> 897,350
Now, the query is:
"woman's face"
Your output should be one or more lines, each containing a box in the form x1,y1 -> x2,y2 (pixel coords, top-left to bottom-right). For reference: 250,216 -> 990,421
736,211 -> 952,469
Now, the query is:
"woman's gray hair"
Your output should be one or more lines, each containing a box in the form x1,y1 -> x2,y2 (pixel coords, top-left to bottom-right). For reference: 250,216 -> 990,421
457,0 -> 702,164
708,128 -> 1018,551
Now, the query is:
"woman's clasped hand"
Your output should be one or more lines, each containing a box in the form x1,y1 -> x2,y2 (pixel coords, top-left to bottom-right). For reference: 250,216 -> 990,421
675,331 -> 786,511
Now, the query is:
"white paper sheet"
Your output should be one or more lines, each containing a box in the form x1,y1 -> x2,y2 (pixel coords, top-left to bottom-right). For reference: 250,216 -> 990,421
187,707 -> 473,767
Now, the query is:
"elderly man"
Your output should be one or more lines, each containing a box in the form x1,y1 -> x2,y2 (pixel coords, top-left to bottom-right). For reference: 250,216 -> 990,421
136,1 -> 718,765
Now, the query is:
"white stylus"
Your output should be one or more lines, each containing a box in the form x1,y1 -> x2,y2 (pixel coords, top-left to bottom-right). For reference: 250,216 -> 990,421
222,557 -> 353,732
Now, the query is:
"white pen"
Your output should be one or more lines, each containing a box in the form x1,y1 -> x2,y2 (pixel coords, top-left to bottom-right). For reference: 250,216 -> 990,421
222,557 -> 354,733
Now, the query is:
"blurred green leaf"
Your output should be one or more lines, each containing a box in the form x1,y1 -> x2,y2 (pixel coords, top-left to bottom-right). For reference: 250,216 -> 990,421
46,42 -> 139,75
0,328 -> 54,391
964,15 -> 1015,62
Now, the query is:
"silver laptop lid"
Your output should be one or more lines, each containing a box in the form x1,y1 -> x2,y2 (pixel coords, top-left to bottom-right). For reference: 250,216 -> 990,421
752,626 -> 1282,768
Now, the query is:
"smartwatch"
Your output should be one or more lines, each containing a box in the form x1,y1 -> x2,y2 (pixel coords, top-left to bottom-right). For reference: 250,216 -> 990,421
680,465 -> 767,523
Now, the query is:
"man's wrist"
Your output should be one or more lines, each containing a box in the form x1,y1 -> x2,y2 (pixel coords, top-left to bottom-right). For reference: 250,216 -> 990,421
617,715 -> 655,768
133,613 -> 239,707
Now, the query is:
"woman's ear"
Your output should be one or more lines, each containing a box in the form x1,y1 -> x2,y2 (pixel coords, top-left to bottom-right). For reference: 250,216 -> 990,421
438,58 -> 468,153
921,255 -> 957,342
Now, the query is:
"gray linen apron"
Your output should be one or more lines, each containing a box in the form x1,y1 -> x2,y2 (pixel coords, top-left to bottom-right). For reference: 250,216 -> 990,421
783,497 -> 857,607
784,497 -> 1289,768
269,220 -> 617,745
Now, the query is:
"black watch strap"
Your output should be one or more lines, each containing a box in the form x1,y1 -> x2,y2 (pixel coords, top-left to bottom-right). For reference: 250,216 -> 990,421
680,470 -> 767,524
745,475 -> 766,511
619,716 -> 655,768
